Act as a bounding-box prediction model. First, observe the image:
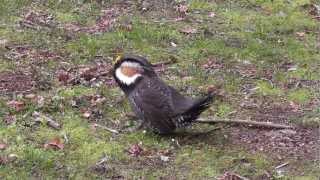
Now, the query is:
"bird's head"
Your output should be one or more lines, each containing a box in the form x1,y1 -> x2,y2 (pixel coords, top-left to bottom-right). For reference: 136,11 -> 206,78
113,55 -> 156,89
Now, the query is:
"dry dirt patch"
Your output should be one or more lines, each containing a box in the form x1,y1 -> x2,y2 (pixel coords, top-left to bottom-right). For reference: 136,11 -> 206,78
230,126 -> 319,161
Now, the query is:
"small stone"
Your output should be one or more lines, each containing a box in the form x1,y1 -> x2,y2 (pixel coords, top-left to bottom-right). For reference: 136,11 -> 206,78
160,155 -> 169,162
83,111 -> 91,118
8,154 -> 18,161
170,42 -> 177,47
0,143 -> 7,150
209,12 -> 215,17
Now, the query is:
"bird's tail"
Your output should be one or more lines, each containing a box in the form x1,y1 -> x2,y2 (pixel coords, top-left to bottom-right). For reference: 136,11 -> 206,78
188,93 -> 214,118
174,93 -> 214,127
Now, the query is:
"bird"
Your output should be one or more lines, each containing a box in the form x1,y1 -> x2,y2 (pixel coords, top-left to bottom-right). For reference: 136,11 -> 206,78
113,55 -> 213,134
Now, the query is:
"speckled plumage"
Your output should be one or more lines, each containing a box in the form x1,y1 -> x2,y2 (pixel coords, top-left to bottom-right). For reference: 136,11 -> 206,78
113,55 -> 213,134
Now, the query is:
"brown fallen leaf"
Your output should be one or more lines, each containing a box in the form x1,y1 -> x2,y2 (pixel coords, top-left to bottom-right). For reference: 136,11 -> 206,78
0,143 -> 7,150
24,93 -> 36,99
174,17 -> 184,22
57,70 -> 70,84
180,27 -> 197,34
0,156 -> 8,165
82,111 -> 92,118
202,58 -> 223,69
6,100 -> 25,111
289,101 -> 300,112
209,12 -> 216,17
296,32 -> 305,38
44,137 -> 64,150
175,4 -> 188,15
128,144 -> 143,157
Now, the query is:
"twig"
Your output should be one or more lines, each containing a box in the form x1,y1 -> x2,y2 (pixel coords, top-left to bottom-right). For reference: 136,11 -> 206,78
46,118 -> 61,130
124,113 -> 293,129
32,111 -> 61,130
196,118 -> 294,129
93,123 -> 119,134
275,162 -> 289,169
95,155 -> 109,166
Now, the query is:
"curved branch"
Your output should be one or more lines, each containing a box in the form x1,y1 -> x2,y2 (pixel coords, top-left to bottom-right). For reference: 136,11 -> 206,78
196,118 -> 294,129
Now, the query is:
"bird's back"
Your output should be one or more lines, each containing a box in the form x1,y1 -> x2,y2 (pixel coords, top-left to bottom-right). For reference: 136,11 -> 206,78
127,76 -> 213,134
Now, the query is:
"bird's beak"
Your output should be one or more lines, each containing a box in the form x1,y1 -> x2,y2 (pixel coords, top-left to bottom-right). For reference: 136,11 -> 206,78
114,55 -> 122,65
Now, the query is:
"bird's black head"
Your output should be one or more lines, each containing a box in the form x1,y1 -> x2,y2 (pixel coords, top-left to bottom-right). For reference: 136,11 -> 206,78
113,55 -> 156,93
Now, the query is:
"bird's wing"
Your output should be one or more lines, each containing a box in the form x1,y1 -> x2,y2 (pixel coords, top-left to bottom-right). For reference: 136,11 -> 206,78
129,78 -> 176,133
167,86 -> 195,114
173,94 -> 213,127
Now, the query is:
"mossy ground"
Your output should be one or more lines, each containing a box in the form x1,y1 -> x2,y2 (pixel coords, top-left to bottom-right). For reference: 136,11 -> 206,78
0,0 -> 319,179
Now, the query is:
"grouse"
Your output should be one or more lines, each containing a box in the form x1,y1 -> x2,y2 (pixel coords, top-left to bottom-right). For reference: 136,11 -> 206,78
113,55 -> 213,134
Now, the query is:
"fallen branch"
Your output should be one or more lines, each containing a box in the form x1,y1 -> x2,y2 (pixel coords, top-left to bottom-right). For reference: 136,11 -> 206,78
124,113 -> 293,129
196,118 -> 294,129
93,123 -> 120,134
32,111 -> 61,130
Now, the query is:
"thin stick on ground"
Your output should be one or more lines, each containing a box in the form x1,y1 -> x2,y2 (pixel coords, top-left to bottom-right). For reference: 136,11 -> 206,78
93,123 -> 120,134
196,118 -> 294,129
125,113 -> 294,129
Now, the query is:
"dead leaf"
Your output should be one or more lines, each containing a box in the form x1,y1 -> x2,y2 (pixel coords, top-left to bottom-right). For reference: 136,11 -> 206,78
0,143 -> 7,150
25,94 -> 36,99
64,23 -> 81,32
57,70 -> 70,84
202,58 -> 223,69
0,156 -> 8,165
289,101 -> 300,112
174,17 -> 184,22
37,96 -> 45,107
175,4 -> 188,15
90,95 -> 106,106
6,100 -> 25,111
209,12 -> 216,17
296,32 -> 305,38
65,8 -> 118,34
206,85 -> 220,94
180,27 -> 197,34
44,137 -> 64,150
128,144 -> 143,157
80,67 -> 96,81
82,111 -> 92,118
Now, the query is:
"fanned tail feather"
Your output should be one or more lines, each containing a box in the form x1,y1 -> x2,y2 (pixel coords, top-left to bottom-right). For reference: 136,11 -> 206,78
174,93 -> 214,127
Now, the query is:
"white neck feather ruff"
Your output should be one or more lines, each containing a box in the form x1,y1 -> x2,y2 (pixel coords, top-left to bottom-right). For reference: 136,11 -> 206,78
115,62 -> 142,85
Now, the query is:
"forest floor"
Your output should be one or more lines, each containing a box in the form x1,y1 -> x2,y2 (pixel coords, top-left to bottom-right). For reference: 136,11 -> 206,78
0,0 -> 319,179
